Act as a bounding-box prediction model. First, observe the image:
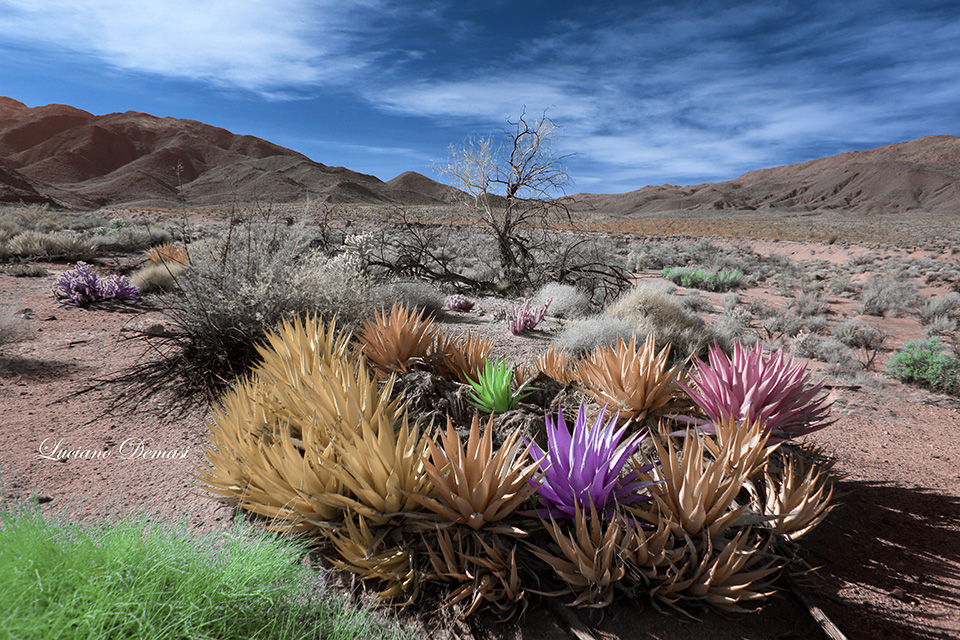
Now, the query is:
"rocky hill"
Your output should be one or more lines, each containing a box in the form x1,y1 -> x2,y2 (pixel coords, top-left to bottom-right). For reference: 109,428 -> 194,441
0,97 -> 463,209
565,135 -> 960,215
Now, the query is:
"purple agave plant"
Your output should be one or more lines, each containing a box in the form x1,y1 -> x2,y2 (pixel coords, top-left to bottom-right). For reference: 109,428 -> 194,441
678,340 -> 834,441
508,298 -> 551,335
445,294 -> 475,311
95,274 -> 139,301
526,402 -> 655,520
52,262 -> 139,307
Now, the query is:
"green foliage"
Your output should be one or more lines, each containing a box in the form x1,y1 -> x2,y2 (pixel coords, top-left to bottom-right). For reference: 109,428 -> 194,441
466,358 -> 531,413
0,504 -> 405,640
661,266 -> 743,291
886,338 -> 960,393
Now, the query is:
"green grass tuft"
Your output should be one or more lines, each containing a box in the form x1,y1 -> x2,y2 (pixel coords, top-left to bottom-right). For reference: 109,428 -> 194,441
0,504 -> 407,640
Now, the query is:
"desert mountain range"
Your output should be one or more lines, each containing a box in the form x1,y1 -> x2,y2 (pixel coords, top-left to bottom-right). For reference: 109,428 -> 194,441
1,96 -> 958,215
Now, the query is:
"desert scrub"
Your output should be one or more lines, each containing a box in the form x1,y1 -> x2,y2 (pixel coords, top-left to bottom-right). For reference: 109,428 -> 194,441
886,338 -> 960,393
605,283 -> 728,360
372,279 -> 445,316
7,229 -> 98,260
533,281 -> 590,318
0,505 -> 404,640
553,314 -> 640,354
112,219 -> 375,408
860,274 -> 922,317
90,224 -> 173,252
661,266 -> 743,291
918,292 -> 960,326
0,263 -> 47,277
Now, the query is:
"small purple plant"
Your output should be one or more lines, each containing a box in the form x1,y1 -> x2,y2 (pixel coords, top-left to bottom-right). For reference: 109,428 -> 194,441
52,262 -> 138,307
526,402 -> 655,520
96,274 -> 139,301
508,298 -> 551,335
445,294 -> 475,311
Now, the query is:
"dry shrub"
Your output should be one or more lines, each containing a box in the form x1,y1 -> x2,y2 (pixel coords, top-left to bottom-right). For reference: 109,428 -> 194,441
8,230 -> 97,260
605,284 -> 726,361
130,262 -> 187,294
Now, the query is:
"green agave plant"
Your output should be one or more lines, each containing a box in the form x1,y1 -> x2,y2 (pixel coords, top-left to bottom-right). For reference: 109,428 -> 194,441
466,358 -> 532,414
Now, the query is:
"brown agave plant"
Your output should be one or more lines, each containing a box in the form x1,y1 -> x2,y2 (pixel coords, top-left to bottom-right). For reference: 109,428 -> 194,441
574,334 -> 687,424
436,331 -> 494,383
530,503 -> 627,608
357,302 -> 442,379
423,528 -> 525,617
761,451 -> 836,541
325,513 -> 419,603
648,418 -> 774,538
650,528 -> 781,612
146,241 -> 189,265
409,414 -> 540,532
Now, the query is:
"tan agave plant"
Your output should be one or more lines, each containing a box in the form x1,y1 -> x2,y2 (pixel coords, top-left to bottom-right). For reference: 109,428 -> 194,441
651,529 -> 781,612
325,513 -> 418,602
324,410 -> 434,524
146,241 -> 189,265
574,334 -> 686,424
649,420 -> 773,538
423,528 -> 524,617
762,452 -> 836,541
196,314 -> 407,532
409,414 -> 540,532
530,503 -> 626,608
620,508 -> 680,583
357,302 -> 442,379
436,331 -> 494,383
531,345 -> 576,385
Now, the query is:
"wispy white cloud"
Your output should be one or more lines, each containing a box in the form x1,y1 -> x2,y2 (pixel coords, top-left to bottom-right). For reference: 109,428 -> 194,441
0,0 -> 384,92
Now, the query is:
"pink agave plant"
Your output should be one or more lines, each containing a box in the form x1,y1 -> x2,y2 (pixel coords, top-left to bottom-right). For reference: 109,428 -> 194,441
678,341 -> 834,440
508,298 -> 551,335
526,403 -> 655,519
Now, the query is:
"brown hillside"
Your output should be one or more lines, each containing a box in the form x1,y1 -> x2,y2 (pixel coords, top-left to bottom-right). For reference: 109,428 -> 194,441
566,135 -> 960,216
0,97 -> 461,209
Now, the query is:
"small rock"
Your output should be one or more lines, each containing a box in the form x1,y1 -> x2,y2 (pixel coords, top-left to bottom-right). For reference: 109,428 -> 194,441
34,494 -> 53,504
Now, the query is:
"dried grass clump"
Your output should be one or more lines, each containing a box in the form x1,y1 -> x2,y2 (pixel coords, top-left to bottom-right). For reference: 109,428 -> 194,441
605,284 -> 726,361
533,282 -> 590,318
8,230 -> 97,260
553,314 -> 640,355
146,241 -> 190,265
129,261 -> 187,294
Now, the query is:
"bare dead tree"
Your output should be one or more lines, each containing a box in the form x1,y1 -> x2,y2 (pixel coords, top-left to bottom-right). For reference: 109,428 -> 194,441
439,109 -> 575,291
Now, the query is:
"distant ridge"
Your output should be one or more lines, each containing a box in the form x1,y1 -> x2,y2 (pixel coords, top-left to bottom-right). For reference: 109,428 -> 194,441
2,97 -> 958,216
564,135 -> 960,215
0,97 -> 463,209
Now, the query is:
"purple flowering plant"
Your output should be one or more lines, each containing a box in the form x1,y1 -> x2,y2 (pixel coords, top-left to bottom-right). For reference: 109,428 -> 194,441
526,402 -> 656,519
52,262 -> 139,307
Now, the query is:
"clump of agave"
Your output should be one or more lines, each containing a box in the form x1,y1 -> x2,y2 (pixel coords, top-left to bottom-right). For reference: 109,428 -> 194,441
197,310 -> 839,619
466,358 -> 532,414
678,341 -> 834,440
526,403 -> 655,520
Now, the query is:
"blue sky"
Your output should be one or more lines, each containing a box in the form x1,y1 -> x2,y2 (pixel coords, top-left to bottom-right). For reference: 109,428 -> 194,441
1,0 -> 958,194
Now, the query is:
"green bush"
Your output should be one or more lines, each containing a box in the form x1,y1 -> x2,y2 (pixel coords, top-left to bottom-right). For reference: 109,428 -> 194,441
886,338 -> 960,393
661,266 -> 743,292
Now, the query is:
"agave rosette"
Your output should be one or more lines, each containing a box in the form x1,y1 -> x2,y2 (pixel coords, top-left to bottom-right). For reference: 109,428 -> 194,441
762,452 -> 835,540
651,529 -> 781,611
358,302 -> 442,379
436,331 -> 494,383
574,334 -> 686,423
409,414 -> 540,531
423,528 -> 524,617
531,345 -> 575,385
325,514 -> 418,602
679,341 -> 835,440
466,358 -> 532,414
529,503 -> 626,608
649,419 -> 773,538
527,403 -> 655,520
